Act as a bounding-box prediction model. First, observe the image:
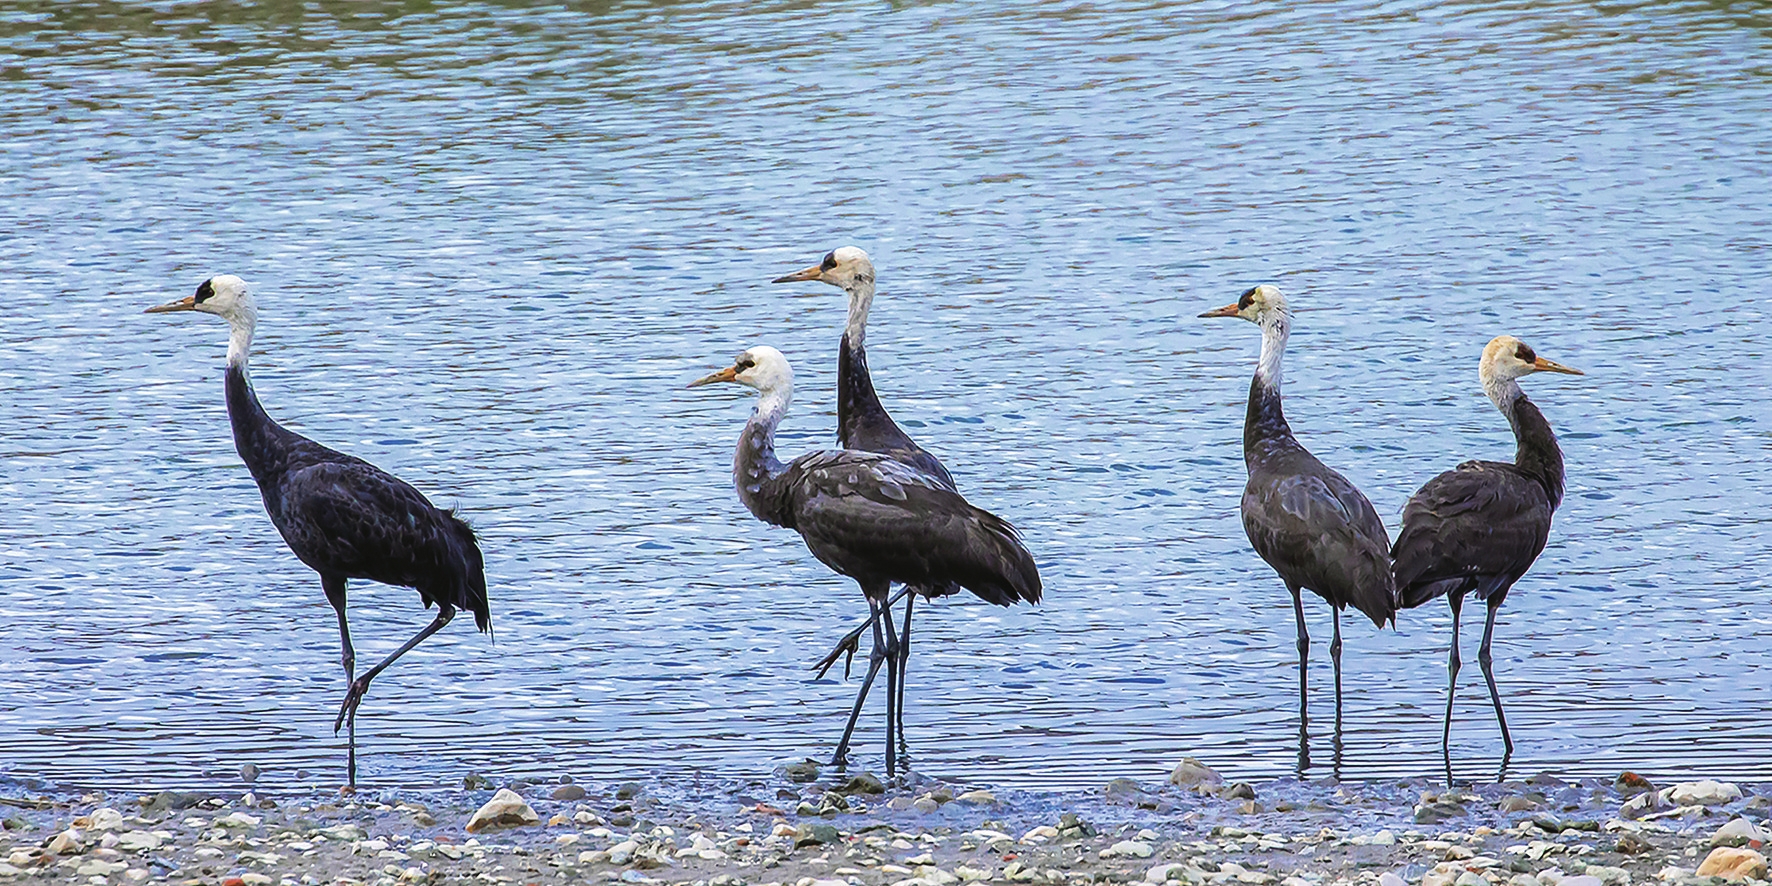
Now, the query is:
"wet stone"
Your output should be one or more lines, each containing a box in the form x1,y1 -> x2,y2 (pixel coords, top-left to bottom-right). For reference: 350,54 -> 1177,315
551,785 -> 587,802
835,773 -> 884,795
1416,801 -> 1467,824
1220,782 -> 1257,801
782,760 -> 821,783
1614,833 -> 1653,855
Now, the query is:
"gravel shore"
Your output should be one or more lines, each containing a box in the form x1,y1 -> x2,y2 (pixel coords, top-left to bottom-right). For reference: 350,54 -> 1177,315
2,763 -> 1767,886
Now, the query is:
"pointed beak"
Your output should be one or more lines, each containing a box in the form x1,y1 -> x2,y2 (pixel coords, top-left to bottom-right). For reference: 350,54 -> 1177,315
1198,302 -> 1240,319
772,263 -> 824,284
687,365 -> 739,388
1532,356 -> 1584,375
145,295 -> 198,314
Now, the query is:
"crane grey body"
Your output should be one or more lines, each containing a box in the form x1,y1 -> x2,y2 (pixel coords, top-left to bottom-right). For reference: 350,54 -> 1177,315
691,346 -> 1039,777
774,247 -> 963,769
1202,285 -> 1396,770
148,276 -> 490,789
1392,335 -> 1581,781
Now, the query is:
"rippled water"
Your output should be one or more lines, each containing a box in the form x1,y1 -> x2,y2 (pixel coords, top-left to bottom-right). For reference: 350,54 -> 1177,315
1,0 -> 1768,792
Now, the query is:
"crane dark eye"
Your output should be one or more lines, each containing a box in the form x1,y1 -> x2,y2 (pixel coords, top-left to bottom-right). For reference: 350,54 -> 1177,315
1237,287 -> 1257,310
1515,344 -> 1536,363
194,280 -> 216,303
819,252 -> 837,271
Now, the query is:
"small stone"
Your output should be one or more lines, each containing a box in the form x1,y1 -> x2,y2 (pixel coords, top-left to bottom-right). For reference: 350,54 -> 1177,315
955,790 -> 996,805
75,859 -> 127,876
1614,773 -> 1653,796
240,763 -> 260,783
1558,877 -> 1603,886
1371,830 -> 1397,846
1585,866 -> 1630,886
47,829 -> 84,856
552,785 -> 587,802
1615,833 -> 1653,855
1416,800 -> 1467,824
116,831 -> 162,853
239,874 -> 273,886
607,840 -> 640,865
1149,863 -> 1191,883
1104,840 -> 1154,860
955,865 -> 993,882
913,798 -> 940,814
1620,792 -> 1661,820
1711,818 -> 1767,848
140,791 -> 201,814
462,773 -> 495,791
782,760 -> 821,783
214,811 -> 260,829
1664,780 -> 1742,807
1454,873 -> 1488,886
1500,796 -> 1541,813
1220,782 -> 1256,801
1695,847 -> 1768,881
795,824 -> 841,847
1169,757 -> 1224,789
836,773 -> 885,795
466,788 -> 540,833
1378,874 -> 1407,886
85,809 -> 124,831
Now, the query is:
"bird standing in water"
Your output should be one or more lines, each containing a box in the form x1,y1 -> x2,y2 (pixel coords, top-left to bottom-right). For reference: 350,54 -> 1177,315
773,246 -> 960,768
689,346 -> 1039,777
148,276 -> 490,789
1201,285 -> 1397,769
1392,335 -> 1582,781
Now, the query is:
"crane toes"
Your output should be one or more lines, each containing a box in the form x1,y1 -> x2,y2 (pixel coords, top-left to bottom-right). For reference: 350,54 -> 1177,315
812,631 -> 863,681
333,677 -> 371,734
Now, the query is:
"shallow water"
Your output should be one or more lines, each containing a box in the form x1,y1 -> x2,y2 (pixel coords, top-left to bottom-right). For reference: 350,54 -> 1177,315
1,0 -> 1768,792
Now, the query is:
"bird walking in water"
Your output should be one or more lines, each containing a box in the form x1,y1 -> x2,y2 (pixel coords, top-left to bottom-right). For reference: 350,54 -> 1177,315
1201,285 -> 1397,770
1392,335 -> 1582,781
147,276 -> 490,789
689,346 -> 1039,777
773,246 -> 960,769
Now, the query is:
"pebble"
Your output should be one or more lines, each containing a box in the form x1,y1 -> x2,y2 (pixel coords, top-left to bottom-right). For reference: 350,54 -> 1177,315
116,830 -> 162,852
47,828 -> 84,855
552,784 -> 587,802
1695,847 -> 1768,881
1663,780 -> 1742,807
1711,818 -> 1767,847
214,810 -> 261,829
466,788 -> 540,833
955,790 -> 996,805
1169,757 -> 1224,789
1103,840 -> 1154,859
240,763 -> 261,783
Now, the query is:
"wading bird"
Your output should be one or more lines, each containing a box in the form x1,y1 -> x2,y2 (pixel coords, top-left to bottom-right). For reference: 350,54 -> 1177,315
1392,335 -> 1582,779
1201,285 -> 1397,769
689,346 -> 1039,777
773,246 -> 958,766
147,276 -> 490,789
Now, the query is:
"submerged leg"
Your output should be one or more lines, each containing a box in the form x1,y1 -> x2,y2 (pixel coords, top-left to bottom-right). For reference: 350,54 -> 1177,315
814,586 -> 913,681
1290,585 -> 1311,772
1330,606 -> 1344,755
323,575 -> 357,789
1442,592 -> 1465,786
1478,596 -> 1514,763
831,595 -> 888,768
333,602 -> 456,783
894,593 -> 915,766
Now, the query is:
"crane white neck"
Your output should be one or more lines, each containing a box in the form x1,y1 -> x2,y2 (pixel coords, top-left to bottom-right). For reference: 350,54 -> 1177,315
734,382 -> 793,519
844,276 -> 875,347
1482,372 -> 1527,425
1255,311 -> 1290,391
224,300 -> 259,370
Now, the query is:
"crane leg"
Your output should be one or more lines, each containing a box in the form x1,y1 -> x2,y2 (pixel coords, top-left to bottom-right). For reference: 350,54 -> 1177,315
813,586 -> 912,681
880,594 -> 902,779
1330,606 -> 1344,750
830,595 -> 888,769
894,593 -> 915,768
1290,585 -> 1311,772
333,603 -> 456,784
1478,596 -> 1513,763
1442,592 -> 1465,786
323,575 -> 358,789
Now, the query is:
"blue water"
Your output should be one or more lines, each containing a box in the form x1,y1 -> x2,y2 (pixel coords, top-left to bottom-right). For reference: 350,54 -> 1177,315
0,0 -> 1768,792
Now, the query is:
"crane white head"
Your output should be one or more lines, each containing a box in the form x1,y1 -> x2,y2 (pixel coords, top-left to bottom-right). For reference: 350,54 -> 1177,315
772,246 -> 876,291
147,275 -> 258,366
687,345 -> 795,397
1199,284 -> 1289,324
146,275 -> 252,319
1480,335 -> 1583,384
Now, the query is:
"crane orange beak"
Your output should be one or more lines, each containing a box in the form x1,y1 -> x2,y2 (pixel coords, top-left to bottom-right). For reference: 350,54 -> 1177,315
1198,302 -> 1240,318
772,263 -> 824,284
687,365 -> 739,388
1532,356 -> 1584,375
145,295 -> 198,314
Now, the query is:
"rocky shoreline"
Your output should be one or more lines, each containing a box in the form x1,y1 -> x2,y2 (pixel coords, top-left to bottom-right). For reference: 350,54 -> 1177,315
1,761 -> 1766,886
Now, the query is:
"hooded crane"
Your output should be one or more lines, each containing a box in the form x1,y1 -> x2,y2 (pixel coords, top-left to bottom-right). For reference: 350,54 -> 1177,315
773,246 -> 961,766
689,346 -> 1039,777
1201,285 -> 1397,769
1392,335 -> 1582,779
147,275 -> 490,789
